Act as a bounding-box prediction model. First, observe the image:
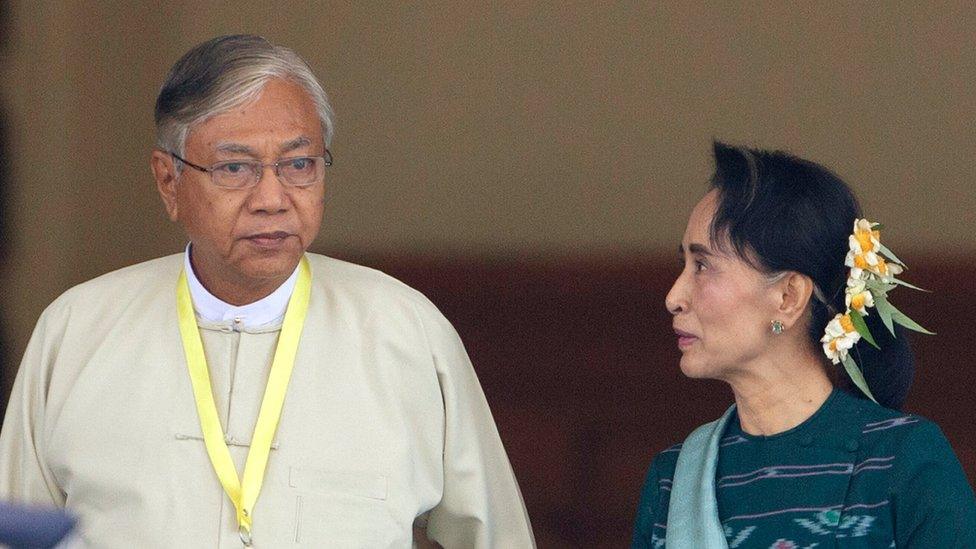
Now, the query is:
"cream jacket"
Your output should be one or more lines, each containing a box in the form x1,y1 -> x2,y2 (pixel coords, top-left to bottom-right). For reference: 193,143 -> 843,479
0,253 -> 534,548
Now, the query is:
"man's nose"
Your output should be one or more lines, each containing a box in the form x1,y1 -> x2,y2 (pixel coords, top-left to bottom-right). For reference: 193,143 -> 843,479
246,166 -> 289,212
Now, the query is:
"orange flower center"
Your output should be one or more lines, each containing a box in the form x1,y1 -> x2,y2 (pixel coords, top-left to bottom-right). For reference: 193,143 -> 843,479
877,258 -> 888,274
829,339 -> 839,352
840,314 -> 856,333
851,293 -> 865,310
856,231 -> 874,252
854,254 -> 868,269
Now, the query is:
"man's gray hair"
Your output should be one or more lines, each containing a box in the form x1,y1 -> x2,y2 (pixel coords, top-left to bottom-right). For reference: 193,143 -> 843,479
154,34 -> 335,157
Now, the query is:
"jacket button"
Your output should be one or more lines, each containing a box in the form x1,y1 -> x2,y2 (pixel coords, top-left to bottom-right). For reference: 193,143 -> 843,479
845,439 -> 860,452
799,435 -> 814,447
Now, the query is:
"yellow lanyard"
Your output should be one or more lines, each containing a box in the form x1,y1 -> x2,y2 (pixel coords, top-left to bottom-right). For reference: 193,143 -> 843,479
176,256 -> 311,546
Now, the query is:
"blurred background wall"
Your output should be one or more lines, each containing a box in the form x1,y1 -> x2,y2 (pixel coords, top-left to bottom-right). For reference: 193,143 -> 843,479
1,2 -> 973,547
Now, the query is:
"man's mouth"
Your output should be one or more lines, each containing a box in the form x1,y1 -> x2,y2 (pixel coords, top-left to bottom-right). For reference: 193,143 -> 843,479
244,231 -> 293,247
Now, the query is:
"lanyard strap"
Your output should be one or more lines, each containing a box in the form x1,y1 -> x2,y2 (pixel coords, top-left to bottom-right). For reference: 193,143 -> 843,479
176,256 -> 311,544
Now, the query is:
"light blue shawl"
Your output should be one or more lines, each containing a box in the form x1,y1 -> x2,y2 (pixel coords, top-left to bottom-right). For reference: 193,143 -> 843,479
665,405 -> 736,548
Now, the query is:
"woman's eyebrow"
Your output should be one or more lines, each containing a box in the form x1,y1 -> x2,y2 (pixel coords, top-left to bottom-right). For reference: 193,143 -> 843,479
679,243 -> 713,256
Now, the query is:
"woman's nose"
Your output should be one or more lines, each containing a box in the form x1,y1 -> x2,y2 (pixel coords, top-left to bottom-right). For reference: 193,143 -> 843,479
665,269 -> 688,315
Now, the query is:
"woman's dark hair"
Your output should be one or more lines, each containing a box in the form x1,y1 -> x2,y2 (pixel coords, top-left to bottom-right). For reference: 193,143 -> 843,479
708,141 -> 914,410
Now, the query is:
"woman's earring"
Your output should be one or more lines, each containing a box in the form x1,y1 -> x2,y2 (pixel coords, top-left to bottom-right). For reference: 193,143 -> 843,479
770,320 -> 784,335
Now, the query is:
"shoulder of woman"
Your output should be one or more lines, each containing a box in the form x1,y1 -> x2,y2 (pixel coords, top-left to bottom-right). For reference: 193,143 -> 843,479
648,441 -> 684,478
868,416 -> 962,471
832,397 -> 976,542
829,390 -> 929,443
849,403 -> 965,479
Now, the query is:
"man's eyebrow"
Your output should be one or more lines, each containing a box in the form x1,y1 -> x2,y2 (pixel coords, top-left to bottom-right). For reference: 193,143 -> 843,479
280,136 -> 311,154
212,137 -> 312,157
214,142 -> 257,156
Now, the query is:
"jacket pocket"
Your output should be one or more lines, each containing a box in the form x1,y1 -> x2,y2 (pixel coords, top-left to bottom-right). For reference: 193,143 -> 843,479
288,467 -> 388,500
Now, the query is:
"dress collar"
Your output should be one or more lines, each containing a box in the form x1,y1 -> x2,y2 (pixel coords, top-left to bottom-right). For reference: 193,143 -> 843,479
183,244 -> 298,330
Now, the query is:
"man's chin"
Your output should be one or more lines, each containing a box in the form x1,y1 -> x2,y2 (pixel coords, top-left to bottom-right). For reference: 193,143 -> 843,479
236,254 -> 303,284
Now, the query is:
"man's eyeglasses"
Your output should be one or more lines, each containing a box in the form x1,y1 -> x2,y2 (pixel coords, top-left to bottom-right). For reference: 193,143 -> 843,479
170,150 -> 333,189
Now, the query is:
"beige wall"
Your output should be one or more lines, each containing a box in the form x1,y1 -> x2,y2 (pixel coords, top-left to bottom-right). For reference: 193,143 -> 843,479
2,2 -> 975,360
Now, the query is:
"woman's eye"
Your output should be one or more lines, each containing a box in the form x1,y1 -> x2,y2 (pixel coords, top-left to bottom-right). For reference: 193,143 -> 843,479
695,260 -> 708,272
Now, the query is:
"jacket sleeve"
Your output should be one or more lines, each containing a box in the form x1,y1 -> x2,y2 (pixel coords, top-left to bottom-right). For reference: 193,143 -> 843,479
0,307 -> 66,506
894,420 -> 976,547
415,305 -> 535,549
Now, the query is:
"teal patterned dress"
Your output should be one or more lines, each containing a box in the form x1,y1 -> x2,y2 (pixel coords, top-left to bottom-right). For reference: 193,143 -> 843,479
632,389 -> 976,548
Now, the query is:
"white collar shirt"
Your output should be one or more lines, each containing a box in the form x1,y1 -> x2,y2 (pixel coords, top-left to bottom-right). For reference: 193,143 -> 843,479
183,244 -> 298,330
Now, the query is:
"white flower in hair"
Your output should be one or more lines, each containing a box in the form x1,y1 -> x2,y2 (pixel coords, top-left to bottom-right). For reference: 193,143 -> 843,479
844,219 -> 902,281
845,279 -> 875,316
821,313 -> 861,364
852,219 -> 881,253
824,217 -> 931,403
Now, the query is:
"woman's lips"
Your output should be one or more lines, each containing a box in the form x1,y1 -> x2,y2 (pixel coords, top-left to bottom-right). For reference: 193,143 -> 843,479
674,329 -> 698,349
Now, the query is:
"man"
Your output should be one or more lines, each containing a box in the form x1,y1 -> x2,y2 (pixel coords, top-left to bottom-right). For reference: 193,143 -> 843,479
0,35 -> 535,548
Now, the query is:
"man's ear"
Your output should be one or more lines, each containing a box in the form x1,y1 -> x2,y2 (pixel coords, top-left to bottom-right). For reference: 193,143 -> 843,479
775,272 -> 815,330
151,150 -> 180,222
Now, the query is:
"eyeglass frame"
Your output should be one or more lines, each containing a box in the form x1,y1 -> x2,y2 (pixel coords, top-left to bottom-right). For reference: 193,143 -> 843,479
169,149 -> 333,189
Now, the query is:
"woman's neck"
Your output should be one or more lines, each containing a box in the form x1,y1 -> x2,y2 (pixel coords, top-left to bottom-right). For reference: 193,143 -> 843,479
726,351 -> 834,436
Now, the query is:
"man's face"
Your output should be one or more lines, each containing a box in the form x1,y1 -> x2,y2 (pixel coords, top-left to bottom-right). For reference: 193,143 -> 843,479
154,79 -> 326,302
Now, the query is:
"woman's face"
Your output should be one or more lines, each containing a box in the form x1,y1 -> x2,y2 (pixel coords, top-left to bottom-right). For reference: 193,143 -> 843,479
665,190 -> 781,381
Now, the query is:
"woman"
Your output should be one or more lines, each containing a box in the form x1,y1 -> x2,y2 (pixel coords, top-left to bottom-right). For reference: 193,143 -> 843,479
632,142 -> 976,548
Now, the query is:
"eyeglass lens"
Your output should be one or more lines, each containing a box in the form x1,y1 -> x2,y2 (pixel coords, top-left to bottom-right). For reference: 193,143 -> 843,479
211,156 -> 327,188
